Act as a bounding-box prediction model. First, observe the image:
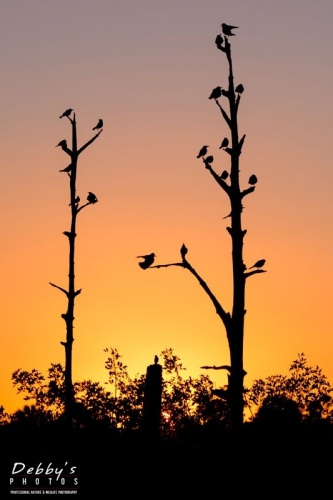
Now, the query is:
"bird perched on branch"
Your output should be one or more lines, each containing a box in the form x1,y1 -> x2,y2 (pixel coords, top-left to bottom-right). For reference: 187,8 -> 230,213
248,175 -> 257,185
249,259 -> 266,269
235,84 -> 244,94
69,196 -> 80,206
197,145 -> 209,158
209,86 -> 223,100
180,243 -> 188,259
59,108 -> 73,119
56,140 -> 67,148
205,155 -> 214,163
220,170 -> 229,180
215,34 -> 224,47
59,164 -> 72,173
93,119 -> 103,131
87,192 -> 98,204
219,138 -> 229,149
221,23 -> 238,36
137,253 -> 155,270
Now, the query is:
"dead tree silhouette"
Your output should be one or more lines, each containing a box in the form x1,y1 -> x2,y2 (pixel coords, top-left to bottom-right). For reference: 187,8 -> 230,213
138,25 -> 266,429
50,110 -> 103,424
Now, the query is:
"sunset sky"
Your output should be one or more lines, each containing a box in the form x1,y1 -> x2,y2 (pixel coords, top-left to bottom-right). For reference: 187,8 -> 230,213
1,1 -> 332,413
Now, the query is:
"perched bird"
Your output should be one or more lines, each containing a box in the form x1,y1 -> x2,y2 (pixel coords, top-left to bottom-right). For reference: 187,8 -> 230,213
248,174 -> 257,185
215,34 -> 224,46
59,108 -> 73,119
219,137 -> 229,149
197,145 -> 209,158
249,259 -> 266,269
235,84 -> 244,94
180,243 -> 188,259
220,170 -> 229,180
87,192 -> 98,204
209,86 -> 223,100
221,23 -> 238,36
205,155 -> 214,163
59,164 -> 72,173
154,355 -> 159,364
137,253 -> 155,270
56,140 -> 67,148
93,119 -> 103,131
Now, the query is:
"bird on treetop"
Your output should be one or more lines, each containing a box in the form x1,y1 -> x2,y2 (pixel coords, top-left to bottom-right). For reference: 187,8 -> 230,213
59,108 -> 73,119
93,119 -> 103,131
235,84 -> 244,94
154,355 -> 159,364
209,86 -> 223,100
56,140 -> 67,148
249,259 -> 266,269
59,164 -> 72,173
220,170 -> 229,180
219,138 -> 229,149
197,145 -> 209,158
221,23 -> 238,36
137,253 -> 156,270
87,192 -> 98,204
205,155 -> 214,163
180,243 -> 188,259
248,175 -> 257,185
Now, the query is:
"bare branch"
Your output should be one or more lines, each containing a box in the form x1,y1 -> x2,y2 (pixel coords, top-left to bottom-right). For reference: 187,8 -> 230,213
215,100 -> 231,128
76,202 -> 91,213
77,130 -> 103,155
244,269 -> 267,279
203,160 -> 230,195
241,186 -> 255,198
238,134 -> 246,154
201,365 -> 231,371
235,94 -> 241,112
49,282 -> 68,297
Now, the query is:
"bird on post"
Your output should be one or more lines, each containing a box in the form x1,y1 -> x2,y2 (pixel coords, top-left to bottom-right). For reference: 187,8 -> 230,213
221,23 -> 238,36
219,137 -> 229,149
180,243 -> 188,259
248,175 -> 257,185
56,140 -> 67,148
59,108 -> 73,119
235,84 -> 244,94
209,86 -> 223,100
249,259 -> 266,269
197,145 -> 209,158
137,253 -> 156,270
87,192 -> 98,204
93,119 -> 103,131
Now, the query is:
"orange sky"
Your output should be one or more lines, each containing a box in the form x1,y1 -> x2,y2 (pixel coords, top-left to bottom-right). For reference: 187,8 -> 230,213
1,1 -> 333,413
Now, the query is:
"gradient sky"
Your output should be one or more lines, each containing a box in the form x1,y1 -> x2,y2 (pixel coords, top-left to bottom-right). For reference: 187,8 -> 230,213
1,0 -> 332,413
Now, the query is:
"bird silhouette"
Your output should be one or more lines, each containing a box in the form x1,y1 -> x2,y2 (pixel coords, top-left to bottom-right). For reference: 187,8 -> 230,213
248,175 -> 257,185
219,138 -> 229,149
235,84 -> 244,94
154,355 -> 159,364
180,243 -> 188,259
220,170 -> 229,180
93,119 -> 103,131
221,23 -> 238,36
205,155 -> 214,163
56,140 -> 67,148
197,145 -> 209,158
215,34 -> 224,46
59,164 -> 72,173
87,192 -> 98,204
249,259 -> 266,269
59,109 -> 73,119
137,253 -> 155,270
209,86 -> 223,99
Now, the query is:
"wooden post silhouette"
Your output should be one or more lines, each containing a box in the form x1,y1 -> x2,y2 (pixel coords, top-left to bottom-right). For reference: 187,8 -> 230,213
142,357 -> 162,436
50,110 -> 102,424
